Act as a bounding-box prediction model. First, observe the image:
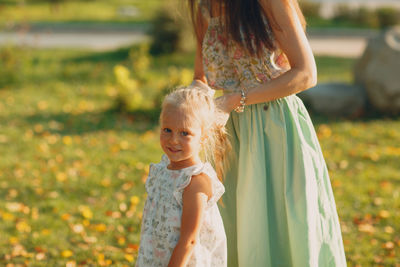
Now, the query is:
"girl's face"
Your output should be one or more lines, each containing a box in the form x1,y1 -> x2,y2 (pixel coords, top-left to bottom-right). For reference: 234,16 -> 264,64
160,106 -> 203,169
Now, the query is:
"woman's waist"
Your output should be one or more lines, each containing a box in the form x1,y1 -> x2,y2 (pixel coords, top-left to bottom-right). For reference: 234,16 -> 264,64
224,93 -> 302,108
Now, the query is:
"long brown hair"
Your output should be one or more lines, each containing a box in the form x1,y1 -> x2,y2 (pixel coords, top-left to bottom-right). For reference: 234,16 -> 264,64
188,0 -> 306,56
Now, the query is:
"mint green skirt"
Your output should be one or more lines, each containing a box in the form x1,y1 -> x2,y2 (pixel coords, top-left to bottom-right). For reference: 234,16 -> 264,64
220,95 -> 346,267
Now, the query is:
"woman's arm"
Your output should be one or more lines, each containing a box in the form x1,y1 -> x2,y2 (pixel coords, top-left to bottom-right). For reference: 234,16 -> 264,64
219,0 -> 317,112
193,6 -> 208,84
167,173 -> 212,267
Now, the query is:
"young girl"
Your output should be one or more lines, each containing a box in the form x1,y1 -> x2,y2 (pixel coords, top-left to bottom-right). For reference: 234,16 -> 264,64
135,87 -> 228,267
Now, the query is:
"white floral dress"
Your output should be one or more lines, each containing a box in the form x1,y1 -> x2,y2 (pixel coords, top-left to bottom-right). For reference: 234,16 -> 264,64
135,155 -> 227,267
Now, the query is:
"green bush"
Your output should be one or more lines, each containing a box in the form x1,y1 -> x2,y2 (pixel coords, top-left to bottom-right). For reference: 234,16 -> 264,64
108,44 -> 153,112
376,7 -> 400,28
0,46 -> 28,88
153,67 -> 193,108
111,65 -> 143,111
300,0 -> 321,18
149,8 -> 183,55
332,4 -> 400,28
354,7 -> 379,28
149,3 -> 194,55
333,4 -> 355,22
129,44 -> 151,81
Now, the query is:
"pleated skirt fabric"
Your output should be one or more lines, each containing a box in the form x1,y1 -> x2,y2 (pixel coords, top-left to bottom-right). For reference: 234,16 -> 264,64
219,95 -> 347,267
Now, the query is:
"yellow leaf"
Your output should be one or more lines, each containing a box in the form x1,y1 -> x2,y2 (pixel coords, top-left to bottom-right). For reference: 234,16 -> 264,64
56,172 -> 68,182
84,236 -> 97,243
9,237 -> 19,245
110,145 -> 120,154
41,229 -> 51,235
34,124 -> 44,133
378,210 -> 390,219
383,242 -> 394,250
6,202 -> 23,212
111,211 -> 122,219
380,181 -> 393,191
36,252 -> 46,261
66,261 -> 77,267
317,124 -> 332,139
373,198 -> 383,206
101,178 -> 111,187
63,136 -> 73,145
1,212 -> 15,221
120,141 -> 129,150
98,253 -> 105,261
385,226 -> 394,234
358,223 -> 375,234
79,206 -> 93,219
119,203 -> 127,212
72,224 -> 84,234
61,250 -> 73,258
130,196 -> 140,206
61,213 -> 71,221
16,221 -> 31,233
37,101 -> 48,110
385,146 -> 400,156
118,236 -> 126,246
124,254 -> 134,262
95,223 -> 107,232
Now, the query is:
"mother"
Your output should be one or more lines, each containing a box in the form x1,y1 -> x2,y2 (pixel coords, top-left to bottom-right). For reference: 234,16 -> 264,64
188,0 -> 347,266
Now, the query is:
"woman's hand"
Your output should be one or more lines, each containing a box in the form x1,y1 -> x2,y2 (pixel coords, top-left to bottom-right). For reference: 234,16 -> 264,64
214,92 -> 241,126
215,92 -> 241,114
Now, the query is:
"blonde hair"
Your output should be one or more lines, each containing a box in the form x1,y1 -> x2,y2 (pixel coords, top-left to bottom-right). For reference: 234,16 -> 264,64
160,87 -> 230,181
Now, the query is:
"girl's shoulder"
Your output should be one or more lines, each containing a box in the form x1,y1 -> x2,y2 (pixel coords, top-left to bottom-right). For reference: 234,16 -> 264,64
174,162 -> 225,208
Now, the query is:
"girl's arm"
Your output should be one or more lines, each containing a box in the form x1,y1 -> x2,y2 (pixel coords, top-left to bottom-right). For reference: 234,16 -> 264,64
167,173 -> 212,267
218,0 -> 317,112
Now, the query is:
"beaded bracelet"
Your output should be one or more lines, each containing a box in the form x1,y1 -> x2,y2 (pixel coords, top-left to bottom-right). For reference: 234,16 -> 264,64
234,88 -> 247,113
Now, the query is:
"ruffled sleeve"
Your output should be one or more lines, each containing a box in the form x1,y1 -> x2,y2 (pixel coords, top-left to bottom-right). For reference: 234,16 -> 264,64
145,154 -> 169,194
173,163 -> 225,209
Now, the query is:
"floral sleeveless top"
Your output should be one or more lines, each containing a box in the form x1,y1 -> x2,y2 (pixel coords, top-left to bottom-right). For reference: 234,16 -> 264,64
200,0 -> 291,92
136,155 -> 227,267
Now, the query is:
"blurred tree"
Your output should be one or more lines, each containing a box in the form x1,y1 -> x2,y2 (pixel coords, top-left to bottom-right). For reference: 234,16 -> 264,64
376,7 -> 400,28
333,4 -> 354,23
299,0 -> 321,18
149,1 -> 193,55
355,7 -> 379,28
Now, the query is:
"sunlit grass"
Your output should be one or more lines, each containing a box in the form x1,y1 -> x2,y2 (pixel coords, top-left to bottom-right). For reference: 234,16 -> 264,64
0,47 -> 399,266
0,0 -> 163,26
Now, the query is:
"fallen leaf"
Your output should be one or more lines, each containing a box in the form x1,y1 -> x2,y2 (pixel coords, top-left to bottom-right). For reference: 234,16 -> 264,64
61,250 -> 73,258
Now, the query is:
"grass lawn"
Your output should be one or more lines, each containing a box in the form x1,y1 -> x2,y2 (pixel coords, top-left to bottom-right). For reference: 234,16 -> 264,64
0,46 -> 399,266
0,0 -> 387,31
0,0 -> 164,27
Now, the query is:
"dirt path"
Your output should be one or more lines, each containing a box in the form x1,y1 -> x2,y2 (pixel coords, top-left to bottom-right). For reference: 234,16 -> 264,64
0,27 -> 374,57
